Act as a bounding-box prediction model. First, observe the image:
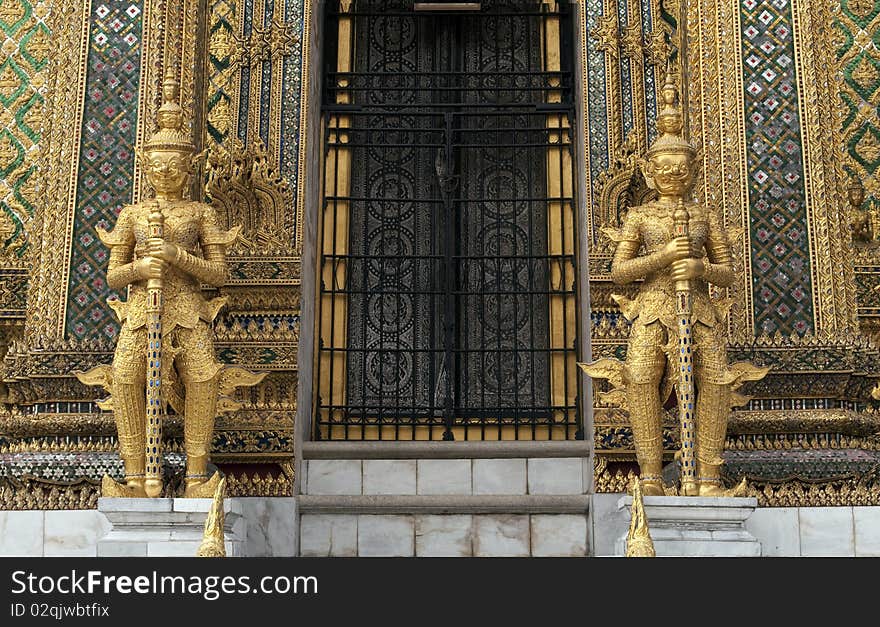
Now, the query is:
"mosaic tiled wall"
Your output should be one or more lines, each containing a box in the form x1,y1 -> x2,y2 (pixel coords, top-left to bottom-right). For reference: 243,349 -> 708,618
64,1 -> 144,341
585,0 -> 664,245
837,0 -> 880,214
688,0 -> 854,339
741,0 -> 814,335
0,0 -> 51,258
205,0 -> 305,248
60,0 -> 309,342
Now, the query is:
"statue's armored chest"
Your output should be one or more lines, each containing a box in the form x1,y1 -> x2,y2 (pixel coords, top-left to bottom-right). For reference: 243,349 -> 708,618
131,204 -> 203,251
638,205 -> 709,252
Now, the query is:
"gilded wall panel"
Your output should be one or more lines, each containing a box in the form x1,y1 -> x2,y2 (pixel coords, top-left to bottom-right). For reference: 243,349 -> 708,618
203,0 -> 304,244
21,0 -> 91,346
0,0 -> 50,260
688,0 -> 857,340
0,0 -> 52,330
64,1 -> 144,341
739,0 -> 814,336
836,0 -> 880,216
585,0 -> 665,248
195,0 -> 308,462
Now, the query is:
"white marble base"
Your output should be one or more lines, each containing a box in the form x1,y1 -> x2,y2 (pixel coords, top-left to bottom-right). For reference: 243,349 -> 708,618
299,454 -> 589,556
236,497 -> 297,557
0,498 -> 296,557
615,496 -> 762,557
97,498 -> 246,557
299,513 -> 589,556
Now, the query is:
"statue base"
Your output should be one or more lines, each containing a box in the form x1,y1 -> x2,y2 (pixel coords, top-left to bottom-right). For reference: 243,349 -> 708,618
615,495 -> 762,557
96,497 -> 245,557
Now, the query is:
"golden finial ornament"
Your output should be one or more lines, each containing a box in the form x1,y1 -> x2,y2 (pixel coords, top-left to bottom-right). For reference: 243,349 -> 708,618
196,477 -> 227,558
648,70 -> 696,160
625,478 -> 655,557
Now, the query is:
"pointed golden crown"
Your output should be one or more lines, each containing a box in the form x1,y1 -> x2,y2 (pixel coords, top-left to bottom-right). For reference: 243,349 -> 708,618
143,70 -> 194,154
646,71 -> 696,159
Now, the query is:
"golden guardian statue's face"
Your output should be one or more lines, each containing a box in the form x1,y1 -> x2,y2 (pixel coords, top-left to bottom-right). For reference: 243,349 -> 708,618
645,151 -> 694,198
144,149 -> 191,195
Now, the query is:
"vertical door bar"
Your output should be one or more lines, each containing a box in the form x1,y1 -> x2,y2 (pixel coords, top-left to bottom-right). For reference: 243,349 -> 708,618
319,0 -> 355,440
543,1 -> 578,439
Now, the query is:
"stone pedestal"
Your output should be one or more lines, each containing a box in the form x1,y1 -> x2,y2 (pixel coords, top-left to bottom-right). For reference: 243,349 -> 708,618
299,444 -> 591,556
615,496 -> 762,557
97,498 -> 246,557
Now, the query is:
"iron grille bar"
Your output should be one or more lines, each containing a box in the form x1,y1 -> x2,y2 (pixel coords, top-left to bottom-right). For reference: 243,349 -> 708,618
316,0 -> 579,440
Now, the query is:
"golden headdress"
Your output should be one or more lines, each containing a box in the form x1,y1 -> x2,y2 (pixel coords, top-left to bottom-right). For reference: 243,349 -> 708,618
143,71 -> 194,155
646,71 -> 696,159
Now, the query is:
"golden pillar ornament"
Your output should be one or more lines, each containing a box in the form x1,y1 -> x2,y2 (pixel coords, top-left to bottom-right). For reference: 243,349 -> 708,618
581,74 -> 768,497
77,70 -> 266,498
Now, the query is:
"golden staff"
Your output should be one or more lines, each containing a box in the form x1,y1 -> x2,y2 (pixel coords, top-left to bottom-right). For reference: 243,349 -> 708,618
673,201 -> 698,496
144,205 -> 165,497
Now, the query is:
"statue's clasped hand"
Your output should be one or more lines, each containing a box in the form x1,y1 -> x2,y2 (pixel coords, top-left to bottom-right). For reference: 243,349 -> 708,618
134,237 -> 180,280
662,236 -> 704,281
146,237 -> 180,263
661,236 -> 695,265
670,257 -> 705,281
135,256 -> 168,280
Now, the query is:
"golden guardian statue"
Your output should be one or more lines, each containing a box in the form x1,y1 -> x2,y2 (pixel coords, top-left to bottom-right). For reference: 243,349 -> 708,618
77,72 -> 265,498
582,75 -> 768,497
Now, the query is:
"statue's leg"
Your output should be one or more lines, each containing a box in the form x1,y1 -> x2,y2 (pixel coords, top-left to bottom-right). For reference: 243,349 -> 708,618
625,320 -> 666,496
693,323 -> 730,497
111,326 -> 148,495
174,323 -> 223,496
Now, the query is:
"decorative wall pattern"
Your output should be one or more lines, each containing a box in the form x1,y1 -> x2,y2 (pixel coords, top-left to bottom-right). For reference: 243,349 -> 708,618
836,0 -> 880,216
741,0 -> 814,335
688,0 -> 856,340
205,0 -> 303,247
67,0 -> 143,339
64,1 -> 144,340
197,0 -> 306,458
584,0 -> 609,236
0,0 -> 50,260
585,0 -> 664,247
839,1 -> 880,345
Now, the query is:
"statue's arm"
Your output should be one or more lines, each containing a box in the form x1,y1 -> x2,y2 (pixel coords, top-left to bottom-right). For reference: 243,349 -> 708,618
174,243 -> 228,287
99,209 -> 139,290
703,209 -> 735,288
610,213 -> 669,285
106,245 -> 140,290
171,206 -> 232,287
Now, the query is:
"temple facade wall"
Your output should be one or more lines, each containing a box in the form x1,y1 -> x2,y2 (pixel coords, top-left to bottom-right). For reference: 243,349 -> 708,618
0,1 -> 877,530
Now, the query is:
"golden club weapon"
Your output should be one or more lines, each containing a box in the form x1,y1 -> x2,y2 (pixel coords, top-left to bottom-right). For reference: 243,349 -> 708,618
673,201 -> 698,496
144,205 -> 165,498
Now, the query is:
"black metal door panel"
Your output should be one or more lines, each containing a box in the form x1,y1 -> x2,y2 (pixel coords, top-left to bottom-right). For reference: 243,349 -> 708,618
318,0 -> 577,440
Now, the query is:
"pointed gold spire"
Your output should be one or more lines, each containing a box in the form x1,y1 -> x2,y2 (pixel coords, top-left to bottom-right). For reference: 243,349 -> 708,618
625,477 -> 656,557
196,476 -> 227,558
